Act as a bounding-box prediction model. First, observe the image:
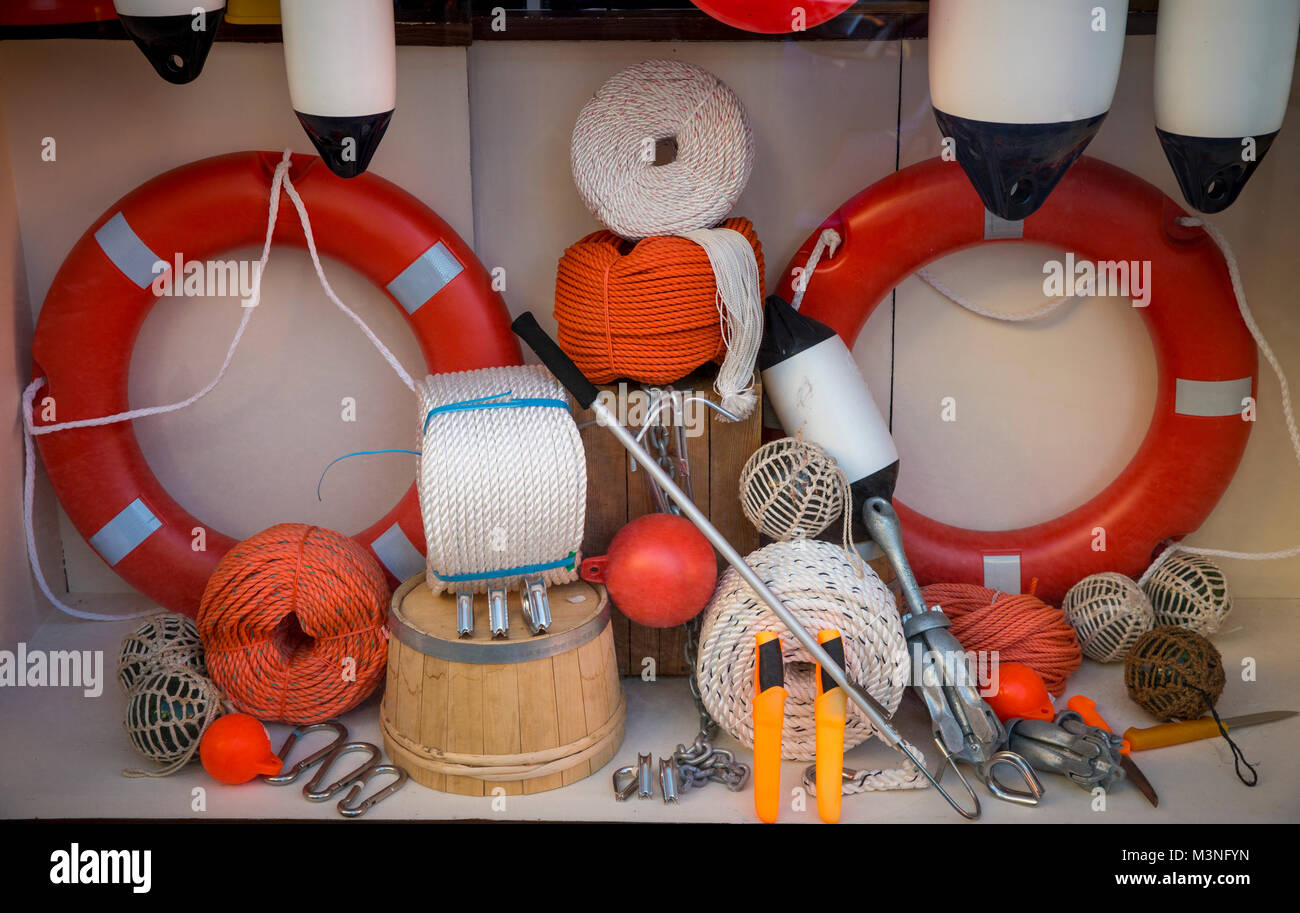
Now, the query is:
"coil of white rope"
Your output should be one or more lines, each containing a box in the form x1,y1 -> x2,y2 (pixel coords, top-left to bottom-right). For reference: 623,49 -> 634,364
794,217 -> 1300,584
416,366 -> 587,594
571,59 -> 763,419
695,539 -> 928,793
21,149 -> 418,620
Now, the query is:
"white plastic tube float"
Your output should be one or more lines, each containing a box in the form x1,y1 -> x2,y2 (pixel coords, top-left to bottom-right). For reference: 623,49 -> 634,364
281,0 -> 397,178
113,0 -> 225,84
928,0 -> 1128,219
1155,0 -> 1300,213
759,295 -> 899,509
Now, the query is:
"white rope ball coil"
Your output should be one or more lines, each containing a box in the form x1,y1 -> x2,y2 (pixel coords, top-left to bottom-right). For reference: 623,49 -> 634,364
696,540 -> 926,791
571,59 -> 755,240
417,365 -> 587,594
1062,572 -> 1155,663
1143,553 -> 1232,636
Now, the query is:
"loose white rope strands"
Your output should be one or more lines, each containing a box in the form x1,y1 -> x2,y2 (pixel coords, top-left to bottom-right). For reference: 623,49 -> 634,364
793,219 -> 1300,585
22,149 -> 418,620
679,227 -> 763,419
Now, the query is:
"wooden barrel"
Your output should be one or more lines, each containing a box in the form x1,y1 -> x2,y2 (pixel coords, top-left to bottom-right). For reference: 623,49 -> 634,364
380,576 -> 625,796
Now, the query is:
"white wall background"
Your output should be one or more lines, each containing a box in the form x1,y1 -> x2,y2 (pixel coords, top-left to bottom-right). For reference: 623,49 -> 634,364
1,34 -> 1297,628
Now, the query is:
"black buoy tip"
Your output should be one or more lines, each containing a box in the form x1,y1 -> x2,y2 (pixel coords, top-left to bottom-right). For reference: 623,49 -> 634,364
933,107 -> 1108,221
117,12 -> 223,85
294,110 -> 395,179
1156,128 -> 1277,214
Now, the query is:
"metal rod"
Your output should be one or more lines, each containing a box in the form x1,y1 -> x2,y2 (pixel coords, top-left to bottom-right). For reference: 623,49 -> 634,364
590,399 -> 979,818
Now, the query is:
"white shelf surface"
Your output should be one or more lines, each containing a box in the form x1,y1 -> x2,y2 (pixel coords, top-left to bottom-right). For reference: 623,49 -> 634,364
2,596 -> 1298,824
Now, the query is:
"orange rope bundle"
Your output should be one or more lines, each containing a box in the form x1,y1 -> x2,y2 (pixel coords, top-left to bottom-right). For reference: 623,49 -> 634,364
554,217 -> 766,384
921,582 -> 1082,697
198,524 -> 390,725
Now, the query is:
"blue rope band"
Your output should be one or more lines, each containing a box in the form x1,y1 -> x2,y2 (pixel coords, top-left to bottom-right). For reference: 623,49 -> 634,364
422,389 -> 570,434
316,449 -> 419,501
431,552 -> 577,584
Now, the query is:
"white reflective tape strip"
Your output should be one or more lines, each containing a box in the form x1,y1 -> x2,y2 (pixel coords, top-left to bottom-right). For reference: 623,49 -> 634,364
1174,377 -> 1253,417
385,241 -> 465,315
983,555 -> 1021,593
371,523 -> 424,581
94,212 -> 164,289
984,211 -> 1024,240
89,498 -> 161,566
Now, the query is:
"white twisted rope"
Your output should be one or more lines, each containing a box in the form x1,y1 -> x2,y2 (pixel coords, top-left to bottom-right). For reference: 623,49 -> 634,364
571,59 -> 753,240
572,60 -> 762,420
21,149 -> 418,620
696,540 -> 927,792
795,215 -> 1300,586
417,366 -> 587,594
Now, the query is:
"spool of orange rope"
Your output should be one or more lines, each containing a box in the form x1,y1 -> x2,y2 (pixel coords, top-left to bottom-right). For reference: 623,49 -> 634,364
555,217 -> 766,385
198,523 -> 390,725
921,582 -> 1082,697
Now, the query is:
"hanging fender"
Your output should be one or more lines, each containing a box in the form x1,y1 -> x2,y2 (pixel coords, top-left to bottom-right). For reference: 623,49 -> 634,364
774,156 -> 1257,604
31,150 -> 522,615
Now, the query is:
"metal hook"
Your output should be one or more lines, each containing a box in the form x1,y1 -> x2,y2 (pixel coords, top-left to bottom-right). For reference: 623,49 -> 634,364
264,720 -> 349,786
303,742 -> 382,802
337,764 -> 409,818
612,765 -> 638,801
909,737 -> 982,820
982,750 -> 1045,807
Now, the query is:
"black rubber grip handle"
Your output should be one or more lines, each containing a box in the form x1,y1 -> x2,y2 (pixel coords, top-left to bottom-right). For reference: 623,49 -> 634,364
511,312 -> 600,409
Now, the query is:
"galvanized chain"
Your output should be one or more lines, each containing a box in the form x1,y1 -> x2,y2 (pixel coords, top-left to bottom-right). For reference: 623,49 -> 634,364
671,617 -> 750,793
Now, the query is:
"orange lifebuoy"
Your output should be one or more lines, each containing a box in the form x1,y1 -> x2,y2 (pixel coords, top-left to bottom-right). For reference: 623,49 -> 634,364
32,151 -> 522,615
776,157 -> 1257,604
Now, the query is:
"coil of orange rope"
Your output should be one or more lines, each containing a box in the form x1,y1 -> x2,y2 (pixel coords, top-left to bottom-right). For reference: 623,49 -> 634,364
555,216 -> 766,386
920,582 -> 1082,697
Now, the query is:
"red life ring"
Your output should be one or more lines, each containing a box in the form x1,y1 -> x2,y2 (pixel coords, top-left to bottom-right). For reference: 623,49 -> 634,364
776,157 -> 1257,604
32,151 -> 521,615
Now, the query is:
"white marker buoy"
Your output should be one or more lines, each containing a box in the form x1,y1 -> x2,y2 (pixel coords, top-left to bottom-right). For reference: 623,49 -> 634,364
929,0 -> 1128,220
1155,0 -> 1300,213
113,1 -> 225,84
281,0 -> 397,179
759,296 -> 900,509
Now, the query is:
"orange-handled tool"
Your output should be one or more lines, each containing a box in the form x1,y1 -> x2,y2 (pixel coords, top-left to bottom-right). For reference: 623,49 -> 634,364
814,629 -> 847,824
1066,695 -> 1130,754
1124,711 -> 1297,751
753,632 -> 787,824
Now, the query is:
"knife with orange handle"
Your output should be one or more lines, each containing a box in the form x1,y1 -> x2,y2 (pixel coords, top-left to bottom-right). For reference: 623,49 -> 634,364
1124,711 -> 1297,751
753,632 -> 787,824
814,629 -> 847,825
1067,695 -> 1158,807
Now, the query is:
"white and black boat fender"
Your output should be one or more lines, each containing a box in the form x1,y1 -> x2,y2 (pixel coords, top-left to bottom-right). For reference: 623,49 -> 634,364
929,0 -> 1128,220
1155,0 -> 1300,213
113,1 -> 225,84
281,0 -> 397,179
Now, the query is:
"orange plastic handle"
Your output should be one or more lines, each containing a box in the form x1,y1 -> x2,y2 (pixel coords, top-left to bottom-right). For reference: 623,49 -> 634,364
1067,695 -> 1131,755
753,632 -> 786,824
1124,718 -> 1225,751
814,630 -> 846,824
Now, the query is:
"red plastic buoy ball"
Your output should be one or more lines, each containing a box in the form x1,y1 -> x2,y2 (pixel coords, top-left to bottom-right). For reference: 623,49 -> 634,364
581,514 -> 717,628
199,713 -> 284,784
985,662 -> 1055,723
691,1 -> 854,34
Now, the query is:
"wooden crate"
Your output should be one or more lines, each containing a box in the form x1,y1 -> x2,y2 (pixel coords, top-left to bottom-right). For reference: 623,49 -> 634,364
573,371 -> 761,676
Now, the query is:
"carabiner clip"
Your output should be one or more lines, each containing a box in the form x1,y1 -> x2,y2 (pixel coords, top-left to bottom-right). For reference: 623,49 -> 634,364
338,764 -> 409,818
303,742 -> 382,802
264,721 -> 349,786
